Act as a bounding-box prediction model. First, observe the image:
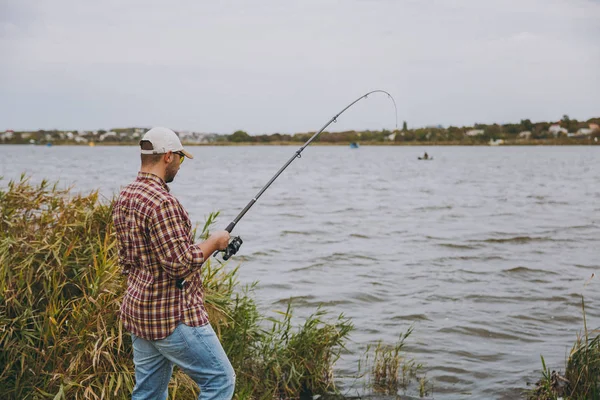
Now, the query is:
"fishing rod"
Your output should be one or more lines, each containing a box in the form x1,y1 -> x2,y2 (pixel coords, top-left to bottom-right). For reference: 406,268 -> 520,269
220,90 -> 398,258
176,90 -> 397,289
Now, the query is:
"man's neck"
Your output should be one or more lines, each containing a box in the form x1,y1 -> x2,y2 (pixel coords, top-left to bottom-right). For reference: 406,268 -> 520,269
140,166 -> 166,182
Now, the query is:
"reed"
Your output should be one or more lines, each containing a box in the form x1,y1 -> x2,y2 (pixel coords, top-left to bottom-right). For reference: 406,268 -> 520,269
359,326 -> 431,398
529,296 -> 600,400
0,176 -> 352,399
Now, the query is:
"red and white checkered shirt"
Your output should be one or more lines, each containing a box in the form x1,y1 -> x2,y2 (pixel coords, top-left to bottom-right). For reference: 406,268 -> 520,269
112,172 -> 208,340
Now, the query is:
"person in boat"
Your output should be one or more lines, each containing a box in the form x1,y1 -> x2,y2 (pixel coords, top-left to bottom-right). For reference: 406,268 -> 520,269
423,152 -> 429,160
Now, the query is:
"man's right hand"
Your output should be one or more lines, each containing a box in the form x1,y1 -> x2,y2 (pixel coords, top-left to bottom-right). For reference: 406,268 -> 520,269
198,230 -> 231,261
210,230 -> 231,251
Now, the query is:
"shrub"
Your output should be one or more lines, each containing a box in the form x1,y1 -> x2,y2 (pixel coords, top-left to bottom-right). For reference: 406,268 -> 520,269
0,176 -> 352,399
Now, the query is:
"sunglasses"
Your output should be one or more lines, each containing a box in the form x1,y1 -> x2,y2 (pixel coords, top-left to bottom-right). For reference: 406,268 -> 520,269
174,151 -> 185,164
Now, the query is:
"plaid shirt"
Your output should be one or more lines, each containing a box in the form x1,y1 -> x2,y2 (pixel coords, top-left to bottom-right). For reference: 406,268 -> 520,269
112,172 -> 208,340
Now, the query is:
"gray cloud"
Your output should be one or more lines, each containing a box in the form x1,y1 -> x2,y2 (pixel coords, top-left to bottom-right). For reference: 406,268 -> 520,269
1,0 -> 598,133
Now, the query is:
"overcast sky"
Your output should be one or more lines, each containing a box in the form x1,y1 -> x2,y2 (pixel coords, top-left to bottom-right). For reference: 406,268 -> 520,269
1,0 -> 598,134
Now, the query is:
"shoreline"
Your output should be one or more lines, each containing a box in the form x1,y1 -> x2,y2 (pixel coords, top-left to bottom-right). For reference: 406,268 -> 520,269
0,139 -> 598,147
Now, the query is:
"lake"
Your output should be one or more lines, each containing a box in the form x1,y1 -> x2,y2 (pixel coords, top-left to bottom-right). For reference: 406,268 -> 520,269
1,144 -> 599,399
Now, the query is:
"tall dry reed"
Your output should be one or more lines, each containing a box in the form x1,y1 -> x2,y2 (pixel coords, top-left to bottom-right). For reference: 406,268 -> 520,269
0,176 -> 352,399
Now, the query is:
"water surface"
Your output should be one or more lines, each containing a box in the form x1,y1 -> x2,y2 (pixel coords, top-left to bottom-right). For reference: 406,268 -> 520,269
1,144 -> 599,399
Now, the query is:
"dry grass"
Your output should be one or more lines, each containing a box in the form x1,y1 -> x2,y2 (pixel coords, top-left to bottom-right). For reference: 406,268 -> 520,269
0,176 -> 352,399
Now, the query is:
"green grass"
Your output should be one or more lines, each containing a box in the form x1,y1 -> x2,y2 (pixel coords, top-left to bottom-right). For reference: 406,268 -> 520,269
0,176 -> 356,399
529,297 -> 600,400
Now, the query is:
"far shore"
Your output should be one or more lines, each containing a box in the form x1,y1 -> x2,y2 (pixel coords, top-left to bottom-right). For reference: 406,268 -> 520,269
1,139 -> 599,147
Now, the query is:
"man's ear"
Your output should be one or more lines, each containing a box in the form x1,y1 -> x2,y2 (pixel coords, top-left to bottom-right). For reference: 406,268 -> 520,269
163,152 -> 173,164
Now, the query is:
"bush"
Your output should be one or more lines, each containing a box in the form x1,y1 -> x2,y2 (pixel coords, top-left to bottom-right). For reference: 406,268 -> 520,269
0,176 -> 352,399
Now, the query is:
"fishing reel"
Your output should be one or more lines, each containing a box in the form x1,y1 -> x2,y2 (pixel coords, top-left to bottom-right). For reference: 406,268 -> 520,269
222,236 -> 243,260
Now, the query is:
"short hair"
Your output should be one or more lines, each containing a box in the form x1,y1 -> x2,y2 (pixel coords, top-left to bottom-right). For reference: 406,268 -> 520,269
140,140 -> 164,166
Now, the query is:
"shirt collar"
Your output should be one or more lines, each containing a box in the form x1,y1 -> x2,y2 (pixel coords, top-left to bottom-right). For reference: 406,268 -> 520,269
136,172 -> 170,192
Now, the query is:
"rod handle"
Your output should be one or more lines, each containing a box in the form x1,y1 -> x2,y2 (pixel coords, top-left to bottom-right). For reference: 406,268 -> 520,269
225,222 -> 235,233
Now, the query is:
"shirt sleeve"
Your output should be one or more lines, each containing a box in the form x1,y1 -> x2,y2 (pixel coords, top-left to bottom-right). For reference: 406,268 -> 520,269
148,197 -> 204,279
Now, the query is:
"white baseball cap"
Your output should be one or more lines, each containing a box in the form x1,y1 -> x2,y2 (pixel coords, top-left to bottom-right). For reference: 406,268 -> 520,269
140,127 -> 194,159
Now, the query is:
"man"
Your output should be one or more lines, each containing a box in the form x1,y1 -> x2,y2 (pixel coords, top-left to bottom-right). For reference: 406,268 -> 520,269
112,127 -> 235,400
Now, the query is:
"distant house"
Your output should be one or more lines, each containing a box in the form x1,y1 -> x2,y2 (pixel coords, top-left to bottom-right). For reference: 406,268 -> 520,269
518,131 -> 532,139
1,130 -> 14,141
575,128 -> 593,136
99,131 -> 117,141
178,131 -> 217,144
74,136 -> 88,144
567,123 -> 599,138
567,124 -> 598,137
465,129 -> 484,136
549,124 -> 568,137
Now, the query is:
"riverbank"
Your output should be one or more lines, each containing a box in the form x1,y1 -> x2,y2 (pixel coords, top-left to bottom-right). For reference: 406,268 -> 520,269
3,116 -> 599,147
1,138 -> 599,146
186,138 -> 599,146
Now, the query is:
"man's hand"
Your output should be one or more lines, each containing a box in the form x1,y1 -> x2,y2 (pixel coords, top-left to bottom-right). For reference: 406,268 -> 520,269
198,230 -> 230,259
210,231 -> 231,251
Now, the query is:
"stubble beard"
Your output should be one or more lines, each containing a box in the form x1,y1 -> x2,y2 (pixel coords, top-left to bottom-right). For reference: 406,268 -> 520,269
165,162 -> 178,183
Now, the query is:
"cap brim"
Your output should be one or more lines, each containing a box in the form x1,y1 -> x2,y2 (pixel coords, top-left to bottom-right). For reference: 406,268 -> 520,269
181,149 -> 194,159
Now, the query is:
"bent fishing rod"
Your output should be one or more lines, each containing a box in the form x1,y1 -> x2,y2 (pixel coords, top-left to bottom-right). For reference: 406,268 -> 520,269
176,90 -> 397,289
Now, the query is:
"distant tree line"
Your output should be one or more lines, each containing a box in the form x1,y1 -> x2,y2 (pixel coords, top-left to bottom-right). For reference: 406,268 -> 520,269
223,115 -> 600,144
2,116 -> 599,145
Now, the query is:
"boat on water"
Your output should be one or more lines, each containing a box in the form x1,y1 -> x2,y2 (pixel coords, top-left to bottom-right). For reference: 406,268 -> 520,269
418,156 -> 433,160
350,142 -> 359,149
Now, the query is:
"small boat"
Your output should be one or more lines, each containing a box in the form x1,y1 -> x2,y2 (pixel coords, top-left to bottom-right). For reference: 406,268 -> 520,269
350,142 -> 359,149
418,157 -> 433,160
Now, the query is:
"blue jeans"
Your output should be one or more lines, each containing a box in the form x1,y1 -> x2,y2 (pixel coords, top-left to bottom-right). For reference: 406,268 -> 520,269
131,323 -> 235,400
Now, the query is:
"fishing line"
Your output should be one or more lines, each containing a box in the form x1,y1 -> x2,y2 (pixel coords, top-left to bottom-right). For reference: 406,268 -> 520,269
177,90 -> 397,288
